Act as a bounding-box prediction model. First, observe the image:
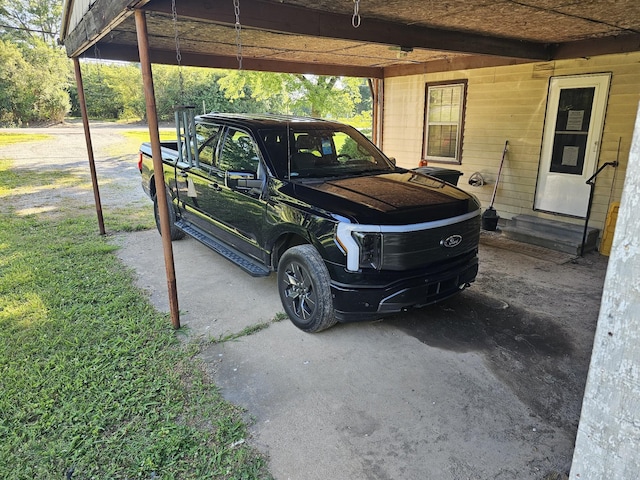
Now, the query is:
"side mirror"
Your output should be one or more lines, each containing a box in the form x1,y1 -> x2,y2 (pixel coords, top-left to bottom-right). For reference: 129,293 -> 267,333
388,157 -> 396,166
226,171 -> 262,191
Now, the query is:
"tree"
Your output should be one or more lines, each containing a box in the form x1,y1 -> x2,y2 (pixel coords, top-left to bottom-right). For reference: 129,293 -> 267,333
72,62 -> 145,119
0,40 -> 32,124
148,65 -> 270,121
0,38 -> 70,125
0,0 -> 62,45
217,71 -> 368,119
0,1 -> 70,125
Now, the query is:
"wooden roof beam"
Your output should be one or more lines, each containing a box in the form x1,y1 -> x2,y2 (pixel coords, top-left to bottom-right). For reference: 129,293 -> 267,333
552,32 -> 640,59
63,0 -> 152,57
79,42 -> 384,77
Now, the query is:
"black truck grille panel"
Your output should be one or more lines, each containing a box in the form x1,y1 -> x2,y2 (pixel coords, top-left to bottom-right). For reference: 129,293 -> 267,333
381,215 -> 480,270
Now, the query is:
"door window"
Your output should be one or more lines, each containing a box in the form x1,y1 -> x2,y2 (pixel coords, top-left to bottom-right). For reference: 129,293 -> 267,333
217,128 -> 265,195
218,128 -> 261,174
549,87 -> 595,175
195,123 -> 223,169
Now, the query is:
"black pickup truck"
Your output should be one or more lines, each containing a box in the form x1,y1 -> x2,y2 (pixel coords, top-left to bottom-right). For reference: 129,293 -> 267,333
139,113 -> 481,332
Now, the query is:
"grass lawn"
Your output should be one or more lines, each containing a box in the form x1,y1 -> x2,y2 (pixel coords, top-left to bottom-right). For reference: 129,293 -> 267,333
0,159 -> 271,479
122,129 -> 177,143
0,133 -> 52,146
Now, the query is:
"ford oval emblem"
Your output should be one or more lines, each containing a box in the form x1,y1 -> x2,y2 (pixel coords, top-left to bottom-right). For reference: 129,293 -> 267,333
441,234 -> 463,248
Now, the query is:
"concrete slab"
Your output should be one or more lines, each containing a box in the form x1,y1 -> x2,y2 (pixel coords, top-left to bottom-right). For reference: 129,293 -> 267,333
115,227 -> 608,480
203,320 -> 563,480
113,230 -> 282,340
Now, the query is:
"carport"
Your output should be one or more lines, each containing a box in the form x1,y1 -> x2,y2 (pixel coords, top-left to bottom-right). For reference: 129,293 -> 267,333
60,1 -> 640,477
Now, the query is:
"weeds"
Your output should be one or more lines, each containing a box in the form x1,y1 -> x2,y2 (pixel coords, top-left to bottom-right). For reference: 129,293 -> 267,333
211,312 -> 288,344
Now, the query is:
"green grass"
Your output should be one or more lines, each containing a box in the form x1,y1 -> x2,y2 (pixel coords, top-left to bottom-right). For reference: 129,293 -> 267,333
0,161 -> 272,479
0,133 -> 52,146
107,130 -> 176,158
122,129 -> 177,144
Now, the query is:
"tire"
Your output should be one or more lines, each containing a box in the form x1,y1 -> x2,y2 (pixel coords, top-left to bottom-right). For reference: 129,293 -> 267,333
153,189 -> 185,241
277,244 -> 337,333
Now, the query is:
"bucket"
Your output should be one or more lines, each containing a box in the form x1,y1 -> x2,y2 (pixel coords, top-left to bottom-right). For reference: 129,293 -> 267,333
482,207 -> 499,231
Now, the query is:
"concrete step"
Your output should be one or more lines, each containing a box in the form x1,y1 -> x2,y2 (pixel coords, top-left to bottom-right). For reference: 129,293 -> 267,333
501,214 -> 599,255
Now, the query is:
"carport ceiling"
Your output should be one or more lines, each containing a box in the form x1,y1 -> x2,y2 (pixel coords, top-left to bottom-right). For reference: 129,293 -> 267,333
62,0 -> 640,77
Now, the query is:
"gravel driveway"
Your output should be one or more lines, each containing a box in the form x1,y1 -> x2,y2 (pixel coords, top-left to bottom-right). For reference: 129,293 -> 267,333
1,122 -> 608,479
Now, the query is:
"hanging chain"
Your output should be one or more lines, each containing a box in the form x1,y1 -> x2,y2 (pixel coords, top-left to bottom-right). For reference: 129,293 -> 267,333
93,44 -> 103,81
172,0 -> 185,103
352,0 -> 361,28
234,0 -> 243,70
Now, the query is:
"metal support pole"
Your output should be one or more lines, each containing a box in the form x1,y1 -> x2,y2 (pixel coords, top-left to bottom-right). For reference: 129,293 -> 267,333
73,57 -> 105,235
135,8 -> 181,329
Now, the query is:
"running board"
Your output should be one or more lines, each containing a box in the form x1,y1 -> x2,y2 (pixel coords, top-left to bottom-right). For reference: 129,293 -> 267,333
175,221 -> 270,277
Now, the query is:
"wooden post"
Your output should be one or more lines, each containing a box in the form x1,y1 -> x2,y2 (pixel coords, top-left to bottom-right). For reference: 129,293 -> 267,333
134,8 -> 181,329
73,57 -> 105,235
371,78 -> 384,149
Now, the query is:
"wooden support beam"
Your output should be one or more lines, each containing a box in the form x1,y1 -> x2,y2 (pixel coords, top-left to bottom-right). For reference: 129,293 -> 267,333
552,33 -> 640,60
79,42 -> 384,78
383,55 -> 529,78
135,8 -> 181,330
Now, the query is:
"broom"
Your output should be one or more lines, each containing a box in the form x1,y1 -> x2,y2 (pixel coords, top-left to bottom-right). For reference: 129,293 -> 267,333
481,140 -> 509,231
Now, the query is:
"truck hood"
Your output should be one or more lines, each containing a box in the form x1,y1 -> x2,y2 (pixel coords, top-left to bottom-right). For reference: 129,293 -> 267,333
290,171 -> 480,225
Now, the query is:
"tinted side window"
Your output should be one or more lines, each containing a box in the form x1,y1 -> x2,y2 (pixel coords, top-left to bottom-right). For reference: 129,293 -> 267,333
218,128 -> 261,174
196,123 -> 223,168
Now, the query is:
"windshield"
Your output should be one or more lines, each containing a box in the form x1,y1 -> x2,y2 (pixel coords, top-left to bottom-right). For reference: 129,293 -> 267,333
258,125 -> 394,179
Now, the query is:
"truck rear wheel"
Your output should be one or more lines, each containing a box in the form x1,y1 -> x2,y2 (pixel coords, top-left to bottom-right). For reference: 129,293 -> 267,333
278,244 -> 337,333
153,189 -> 185,241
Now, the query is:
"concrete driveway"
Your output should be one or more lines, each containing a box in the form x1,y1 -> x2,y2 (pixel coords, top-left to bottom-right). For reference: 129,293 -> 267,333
116,228 -> 607,480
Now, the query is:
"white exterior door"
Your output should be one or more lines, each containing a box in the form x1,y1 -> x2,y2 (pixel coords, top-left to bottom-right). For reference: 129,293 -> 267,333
534,74 -> 611,217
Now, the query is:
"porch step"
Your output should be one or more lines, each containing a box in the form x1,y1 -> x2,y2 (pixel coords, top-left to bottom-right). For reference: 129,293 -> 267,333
175,221 -> 271,277
501,214 -> 599,255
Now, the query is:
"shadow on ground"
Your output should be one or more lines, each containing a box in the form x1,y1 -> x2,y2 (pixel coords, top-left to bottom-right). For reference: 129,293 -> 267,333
387,289 -> 587,430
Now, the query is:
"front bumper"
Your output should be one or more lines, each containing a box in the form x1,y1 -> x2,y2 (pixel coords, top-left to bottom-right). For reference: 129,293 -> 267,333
330,252 -> 478,322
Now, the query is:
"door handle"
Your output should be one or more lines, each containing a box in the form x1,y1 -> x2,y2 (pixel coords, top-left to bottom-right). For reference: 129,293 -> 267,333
208,182 -> 221,191
179,171 -> 189,178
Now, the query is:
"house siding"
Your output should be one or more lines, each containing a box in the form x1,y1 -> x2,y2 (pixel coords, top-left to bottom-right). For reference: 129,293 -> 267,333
382,52 -> 640,232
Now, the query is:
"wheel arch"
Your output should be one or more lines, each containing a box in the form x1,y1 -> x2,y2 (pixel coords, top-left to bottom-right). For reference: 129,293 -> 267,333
270,231 -> 310,271
149,174 -> 157,199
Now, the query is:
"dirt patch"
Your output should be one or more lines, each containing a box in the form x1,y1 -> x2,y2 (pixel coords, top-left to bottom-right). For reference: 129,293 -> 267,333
0,122 -> 150,218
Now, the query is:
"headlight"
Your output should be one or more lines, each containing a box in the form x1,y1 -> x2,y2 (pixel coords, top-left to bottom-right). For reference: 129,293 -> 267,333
352,231 -> 382,270
335,222 -> 383,272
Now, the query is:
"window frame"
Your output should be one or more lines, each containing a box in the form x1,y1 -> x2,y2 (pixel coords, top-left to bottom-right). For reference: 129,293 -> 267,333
422,80 -> 468,165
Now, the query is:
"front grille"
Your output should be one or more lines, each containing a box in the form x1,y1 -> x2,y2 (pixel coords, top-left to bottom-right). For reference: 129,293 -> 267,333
380,214 -> 480,270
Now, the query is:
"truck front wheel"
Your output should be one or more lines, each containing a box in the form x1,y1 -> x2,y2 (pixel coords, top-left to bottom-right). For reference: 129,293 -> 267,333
153,189 -> 185,241
278,245 -> 337,333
